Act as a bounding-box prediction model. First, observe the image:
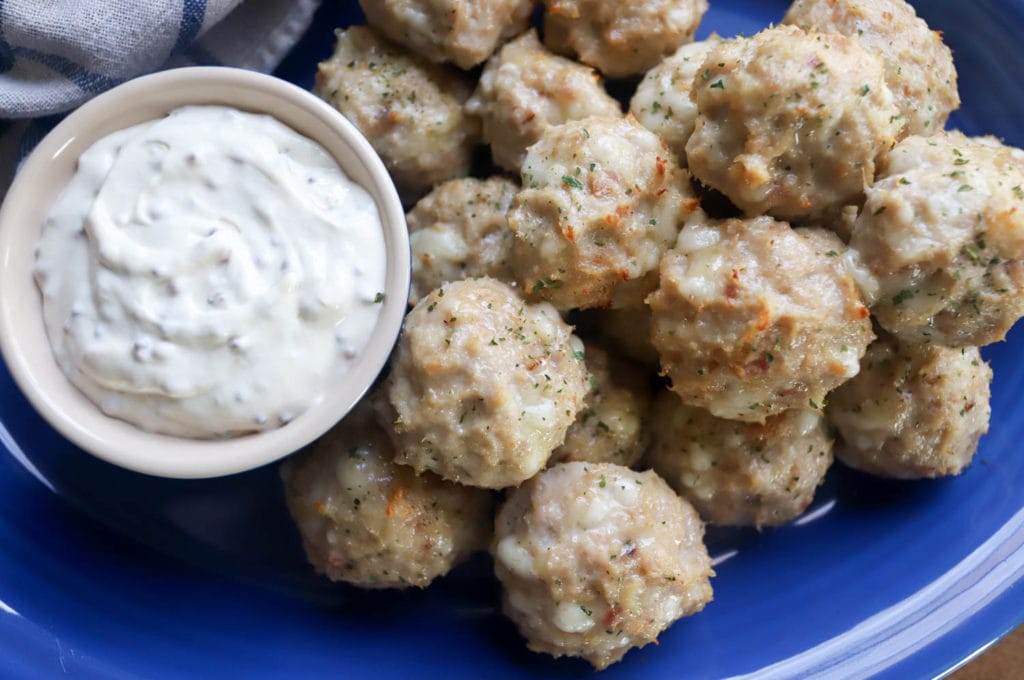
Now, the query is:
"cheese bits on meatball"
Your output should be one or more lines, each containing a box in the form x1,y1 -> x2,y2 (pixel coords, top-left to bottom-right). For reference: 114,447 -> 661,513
630,37 -> 721,165
466,29 -> 622,173
385,278 -> 590,489
493,462 -> 713,669
783,0 -> 959,137
686,25 -> 901,222
648,216 -> 874,422
314,26 -> 479,202
359,0 -> 535,70
850,132 -> 1024,347
826,334 -> 992,479
407,176 -> 519,304
649,393 -> 833,528
509,116 -> 698,311
549,342 -> 651,468
281,401 -> 493,589
542,0 -> 710,79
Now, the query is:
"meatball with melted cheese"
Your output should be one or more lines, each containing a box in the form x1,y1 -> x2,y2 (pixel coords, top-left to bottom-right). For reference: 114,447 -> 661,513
359,0 -> 535,70
314,27 -> 479,202
407,177 -> 519,304
542,0 -> 710,79
385,278 -> 590,489
686,25 -> 901,222
649,393 -> 833,528
630,38 -> 721,165
281,401 -> 493,589
648,216 -> 874,422
466,30 -> 622,173
493,462 -> 713,669
850,132 -> 1024,347
826,334 -> 992,479
509,116 -> 698,311
549,343 -> 651,467
783,0 -> 959,137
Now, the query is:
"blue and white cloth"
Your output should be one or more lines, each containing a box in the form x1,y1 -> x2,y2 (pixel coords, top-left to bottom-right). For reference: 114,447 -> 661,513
0,0 -> 321,193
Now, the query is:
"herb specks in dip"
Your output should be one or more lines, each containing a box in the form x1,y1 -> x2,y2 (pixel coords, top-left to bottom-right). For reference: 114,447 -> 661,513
33,105 -> 387,438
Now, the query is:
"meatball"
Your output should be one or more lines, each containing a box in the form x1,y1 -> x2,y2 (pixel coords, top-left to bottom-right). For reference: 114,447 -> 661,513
686,25 -> 901,223
827,204 -> 860,243
314,26 -> 479,202
783,0 -> 959,137
590,307 -> 660,368
466,30 -> 623,172
385,278 -> 590,488
826,335 -> 992,479
649,393 -> 833,528
280,401 -> 493,589
849,132 -> 1024,347
629,38 -> 720,165
359,0 -> 535,70
407,177 -> 519,304
493,462 -> 713,669
549,343 -> 651,467
542,0 -> 710,79
648,216 -> 874,422
509,116 -> 698,311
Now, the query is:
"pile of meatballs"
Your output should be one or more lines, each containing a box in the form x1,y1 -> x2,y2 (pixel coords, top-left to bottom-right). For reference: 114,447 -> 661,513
280,0 -> 1023,670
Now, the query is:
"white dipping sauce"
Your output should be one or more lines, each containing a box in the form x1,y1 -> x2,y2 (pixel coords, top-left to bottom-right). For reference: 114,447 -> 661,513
33,105 -> 388,438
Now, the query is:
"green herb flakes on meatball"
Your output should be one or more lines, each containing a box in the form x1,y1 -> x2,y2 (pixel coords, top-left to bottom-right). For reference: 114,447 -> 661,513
407,177 -> 519,304
649,393 -> 833,528
783,0 -> 959,137
542,0 -> 710,79
385,278 -> 590,489
314,26 -> 479,203
466,29 -> 622,173
281,401 -> 493,589
850,132 -> 1024,347
509,116 -> 698,311
648,216 -> 874,422
549,342 -> 651,468
686,25 -> 901,222
359,0 -> 535,70
826,334 -> 992,479
493,462 -> 714,669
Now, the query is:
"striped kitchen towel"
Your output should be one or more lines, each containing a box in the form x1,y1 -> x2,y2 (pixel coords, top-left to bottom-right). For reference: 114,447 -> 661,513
0,0 -> 321,193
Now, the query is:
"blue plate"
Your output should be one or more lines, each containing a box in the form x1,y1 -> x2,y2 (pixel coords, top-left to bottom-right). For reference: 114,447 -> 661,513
2,1 -> 1023,678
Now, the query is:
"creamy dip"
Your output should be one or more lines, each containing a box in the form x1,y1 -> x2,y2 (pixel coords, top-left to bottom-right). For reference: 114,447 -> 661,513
33,105 -> 387,438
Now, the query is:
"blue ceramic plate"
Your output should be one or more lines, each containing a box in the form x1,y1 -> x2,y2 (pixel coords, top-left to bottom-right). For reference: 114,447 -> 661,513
2,1 -> 1023,678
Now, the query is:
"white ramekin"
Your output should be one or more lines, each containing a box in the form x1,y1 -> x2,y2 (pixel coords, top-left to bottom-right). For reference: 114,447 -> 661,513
0,67 -> 410,479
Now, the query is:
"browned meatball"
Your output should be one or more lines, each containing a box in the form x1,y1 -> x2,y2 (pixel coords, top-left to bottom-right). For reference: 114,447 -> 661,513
385,278 -> 590,489
648,216 -> 874,422
314,26 -> 479,202
466,30 -> 622,173
359,0 -> 535,69
686,25 -> 901,222
549,342 -> 651,467
542,0 -> 710,78
826,335 -> 992,479
281,401 -> 493,588
630,37 -> 722,165
407,177 -> 519,304
849,132 -> 1024,347
783,0 -> 959,137
493,462 -> 713,669
509,116 -> 698,311
649,392 -> 833,528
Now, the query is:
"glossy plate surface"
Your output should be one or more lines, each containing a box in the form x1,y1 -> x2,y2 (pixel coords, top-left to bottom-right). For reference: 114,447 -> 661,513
2,1 -> 1023,678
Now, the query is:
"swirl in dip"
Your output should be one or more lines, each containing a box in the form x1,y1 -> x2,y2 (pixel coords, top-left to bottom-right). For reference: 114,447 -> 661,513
33,105 -> 387,438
